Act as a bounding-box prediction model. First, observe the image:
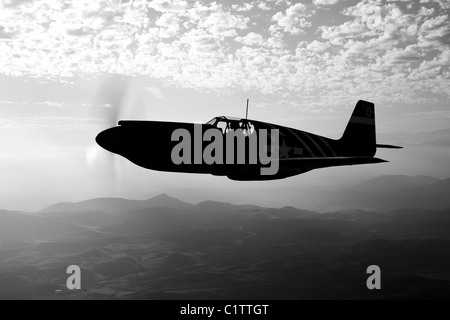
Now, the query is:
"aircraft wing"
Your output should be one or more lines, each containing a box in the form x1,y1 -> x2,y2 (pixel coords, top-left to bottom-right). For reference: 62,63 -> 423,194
280,157 -> 388,170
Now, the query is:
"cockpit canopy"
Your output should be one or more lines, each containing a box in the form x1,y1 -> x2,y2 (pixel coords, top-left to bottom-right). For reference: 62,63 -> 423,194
206,116 -> 255,134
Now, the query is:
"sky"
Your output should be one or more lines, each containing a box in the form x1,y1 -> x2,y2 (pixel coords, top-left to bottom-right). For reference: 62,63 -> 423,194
0,0 -> 449,210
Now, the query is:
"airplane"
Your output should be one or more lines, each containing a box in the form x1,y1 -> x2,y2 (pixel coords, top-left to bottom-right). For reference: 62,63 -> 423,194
95,100 -> 402,181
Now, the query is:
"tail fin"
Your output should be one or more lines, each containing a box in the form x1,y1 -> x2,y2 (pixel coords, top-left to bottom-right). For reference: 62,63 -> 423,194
339,100 -> 376,156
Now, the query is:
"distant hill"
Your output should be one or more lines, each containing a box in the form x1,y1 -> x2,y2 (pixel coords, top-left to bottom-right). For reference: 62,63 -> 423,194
40,193 -> 193,214
39,175 -> 450,214
356,175 -> 440,192
194,200 -> 264,213
0,209 -> 85,245
193,200 -> 318,219
377,128 -> 450,145
1,186 -> 450,299
431,178 -> 450,192
318,175 -> 450,212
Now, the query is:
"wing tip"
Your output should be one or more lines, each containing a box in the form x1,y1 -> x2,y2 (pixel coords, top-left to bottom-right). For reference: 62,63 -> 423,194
372,157 -> 388,163
376,144 -> 403,149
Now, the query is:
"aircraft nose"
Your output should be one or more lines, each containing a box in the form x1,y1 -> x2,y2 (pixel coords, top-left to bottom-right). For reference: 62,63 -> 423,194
96,126 -> 123,154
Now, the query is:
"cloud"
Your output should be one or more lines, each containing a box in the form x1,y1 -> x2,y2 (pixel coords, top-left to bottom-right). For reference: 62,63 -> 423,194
313,0 -> 339,6
193,3 -> 249,37
232,3 -> 253,12
2,0 -> 34,8
271,3 -> 311,35
0,115 -> 102,130
420,0 -> 450,10
306,40 -> 331,52
418,14 -> 450,48
147,0 -> 188,13
0,0 -> 448,112
235,32 -> 266,46
0,25 -> 14,39
404,110 -> 450,120
180,29 -> 222,55
383,44 -> 424,65
257,2 -> 271,11
155,12 -> 182,38
418,6 -> 435,16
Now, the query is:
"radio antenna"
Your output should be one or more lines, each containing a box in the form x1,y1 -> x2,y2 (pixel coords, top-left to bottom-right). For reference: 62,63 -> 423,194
246,99 -> 249,120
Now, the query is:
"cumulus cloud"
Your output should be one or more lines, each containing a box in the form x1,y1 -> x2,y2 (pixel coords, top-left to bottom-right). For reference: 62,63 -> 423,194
147,0 -> 188,13
420,0 -> 450,10
418,14 -> 450,48
181,29 -> 222,55
313,0 -> 339,6
235,32 -> 266,46
306,40 -> 331,52
271,3 -> 311,35
155,12 -> 182,38
232,3 -> 253,12
188,2 -> 249,37
404,110 -> 450,120
0,27 -> 14,40
0,0 -> 449,110
258,2 -> 271,11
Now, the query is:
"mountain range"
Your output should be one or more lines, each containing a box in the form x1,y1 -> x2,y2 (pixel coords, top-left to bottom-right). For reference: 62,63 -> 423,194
41,193 -> 193,214
0,174 -> 449,299
39,174 -> 450,214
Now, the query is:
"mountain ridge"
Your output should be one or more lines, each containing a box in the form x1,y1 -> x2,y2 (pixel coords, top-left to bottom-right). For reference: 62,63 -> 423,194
39,193 -> 193,214
35,174 -> 450,214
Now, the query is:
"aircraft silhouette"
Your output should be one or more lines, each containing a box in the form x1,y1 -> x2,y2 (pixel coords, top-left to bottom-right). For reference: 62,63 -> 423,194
96,100 -> 401,181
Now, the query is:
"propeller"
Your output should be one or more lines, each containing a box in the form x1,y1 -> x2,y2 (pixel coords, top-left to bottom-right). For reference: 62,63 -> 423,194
86,75 -> 131,194
86,74 -> 160,194
92,74 -> 130,127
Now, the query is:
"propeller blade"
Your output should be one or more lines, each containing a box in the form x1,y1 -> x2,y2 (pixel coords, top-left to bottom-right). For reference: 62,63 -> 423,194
87,74 -> 131,193
92,74 -> 130,127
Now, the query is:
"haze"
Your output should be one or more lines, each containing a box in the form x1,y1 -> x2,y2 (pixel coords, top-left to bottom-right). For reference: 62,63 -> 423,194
0,0 -> 449,210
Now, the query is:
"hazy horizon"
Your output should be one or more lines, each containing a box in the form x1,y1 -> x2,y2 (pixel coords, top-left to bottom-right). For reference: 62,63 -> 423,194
1,0 -> 450,211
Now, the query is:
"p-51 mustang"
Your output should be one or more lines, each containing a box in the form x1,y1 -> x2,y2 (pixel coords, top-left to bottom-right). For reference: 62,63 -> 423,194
96,100 -> 401,181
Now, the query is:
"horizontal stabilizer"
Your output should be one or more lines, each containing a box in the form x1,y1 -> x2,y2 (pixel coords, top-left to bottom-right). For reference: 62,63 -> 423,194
280,157 -> 387,170
376,144 -> 403,149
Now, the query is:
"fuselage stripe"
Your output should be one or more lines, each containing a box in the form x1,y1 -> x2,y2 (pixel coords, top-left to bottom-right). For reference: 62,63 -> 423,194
302,132 -> 327,157
318,136 -> 337,157
286,128 -> 315,157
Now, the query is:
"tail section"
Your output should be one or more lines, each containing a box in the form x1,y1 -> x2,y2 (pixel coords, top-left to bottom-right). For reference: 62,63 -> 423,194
340,100 -> 376,157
